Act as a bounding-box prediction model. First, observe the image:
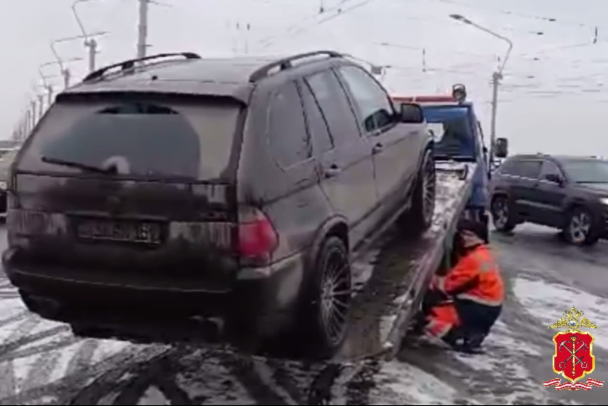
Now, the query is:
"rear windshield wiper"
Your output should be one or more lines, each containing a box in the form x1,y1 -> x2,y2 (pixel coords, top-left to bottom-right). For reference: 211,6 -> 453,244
41,156 -> 117,175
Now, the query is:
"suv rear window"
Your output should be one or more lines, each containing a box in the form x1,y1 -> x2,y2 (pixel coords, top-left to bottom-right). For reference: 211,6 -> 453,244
17,98 -> 240,180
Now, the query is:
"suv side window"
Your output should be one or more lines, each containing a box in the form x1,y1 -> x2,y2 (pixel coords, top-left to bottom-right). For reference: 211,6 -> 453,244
517,160 -> 543,179
268,82 -> 311,167
539,160 -> 563,180
304,70 -> 361,147
300,80 -> 334,154
498,158 -> 519,176
336,65 -> 395,134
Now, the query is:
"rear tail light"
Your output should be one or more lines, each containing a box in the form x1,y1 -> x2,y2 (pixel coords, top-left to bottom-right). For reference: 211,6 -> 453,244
237,207 -> 278,261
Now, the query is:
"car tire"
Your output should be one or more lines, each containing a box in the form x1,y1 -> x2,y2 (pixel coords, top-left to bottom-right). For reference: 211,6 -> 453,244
491,195 -> 516,233
400,149 -> 436,235
299,236 -> 352,360
563,207 -> 600,246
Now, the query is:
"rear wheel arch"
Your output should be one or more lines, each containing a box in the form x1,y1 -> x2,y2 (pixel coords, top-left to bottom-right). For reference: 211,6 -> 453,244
307,216 -> 350,268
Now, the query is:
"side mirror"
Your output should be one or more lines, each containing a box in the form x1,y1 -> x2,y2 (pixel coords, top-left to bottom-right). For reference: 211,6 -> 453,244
494,137 -> 508,158
399,103 -> 424,124
545,173 -> 565,186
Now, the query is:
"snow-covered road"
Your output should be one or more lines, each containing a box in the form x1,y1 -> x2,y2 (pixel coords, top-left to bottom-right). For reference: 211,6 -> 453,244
0,225 -> 606,405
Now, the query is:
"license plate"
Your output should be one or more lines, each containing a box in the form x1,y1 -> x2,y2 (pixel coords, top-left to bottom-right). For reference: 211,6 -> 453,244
76,219 -> 162,244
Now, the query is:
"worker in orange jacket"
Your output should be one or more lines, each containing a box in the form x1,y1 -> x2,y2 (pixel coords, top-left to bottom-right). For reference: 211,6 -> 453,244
419,217 -> 505,352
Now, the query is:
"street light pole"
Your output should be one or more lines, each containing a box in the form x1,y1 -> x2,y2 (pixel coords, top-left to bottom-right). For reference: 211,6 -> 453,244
39,67 -> 58,108
72,0 -> 109,72
50,41 -> 70,88
450,14 -> 513,166
137,0 -> 149,59
48,42 -> 84,89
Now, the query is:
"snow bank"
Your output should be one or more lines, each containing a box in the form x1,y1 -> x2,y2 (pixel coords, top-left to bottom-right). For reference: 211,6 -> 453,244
368,361 -> 459,405
513,277 -> 608,351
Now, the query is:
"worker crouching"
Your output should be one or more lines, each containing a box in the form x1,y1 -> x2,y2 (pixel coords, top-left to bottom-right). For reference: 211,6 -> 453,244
420,218 -> 505,353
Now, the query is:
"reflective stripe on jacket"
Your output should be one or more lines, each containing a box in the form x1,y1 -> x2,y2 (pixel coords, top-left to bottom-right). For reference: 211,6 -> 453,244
433,245 -> 504,307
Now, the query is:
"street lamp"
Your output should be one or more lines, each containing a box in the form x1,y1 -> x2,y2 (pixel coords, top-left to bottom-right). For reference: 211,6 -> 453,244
450,14 -> 514,165
72,0 -> 109,72
39,66 -> 60,108
49,41 -> 84,88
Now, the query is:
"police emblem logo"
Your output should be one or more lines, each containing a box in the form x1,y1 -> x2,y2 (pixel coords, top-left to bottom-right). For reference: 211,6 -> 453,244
544,306 -> 604,390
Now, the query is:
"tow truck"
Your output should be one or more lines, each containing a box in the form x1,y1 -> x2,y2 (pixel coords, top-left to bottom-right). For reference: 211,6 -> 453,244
393,84 -> 509,242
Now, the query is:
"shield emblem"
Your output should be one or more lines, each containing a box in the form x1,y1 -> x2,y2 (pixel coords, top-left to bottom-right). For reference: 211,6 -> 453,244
553,331 -> 595,382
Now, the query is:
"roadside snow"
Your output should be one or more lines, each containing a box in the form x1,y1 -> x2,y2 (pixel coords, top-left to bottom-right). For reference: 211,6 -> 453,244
513,277 -> 608,351
369,361 -> 460,405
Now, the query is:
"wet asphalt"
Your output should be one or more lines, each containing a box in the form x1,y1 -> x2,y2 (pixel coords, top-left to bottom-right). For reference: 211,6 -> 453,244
0,224 -> 607,405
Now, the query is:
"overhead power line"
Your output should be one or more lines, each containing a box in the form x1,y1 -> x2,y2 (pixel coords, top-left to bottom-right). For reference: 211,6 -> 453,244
257,0 -> 379,50
432,0 -> 603,29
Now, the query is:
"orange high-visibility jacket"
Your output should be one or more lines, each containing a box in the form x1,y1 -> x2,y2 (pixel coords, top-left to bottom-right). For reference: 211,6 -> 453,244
433,244 -> 504,307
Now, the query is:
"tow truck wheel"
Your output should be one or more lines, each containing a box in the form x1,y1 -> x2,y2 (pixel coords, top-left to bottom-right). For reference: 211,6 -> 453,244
564,207 -> 600,246
491,195 -> 516,232
301,236 -> 352,359
401,149 -> 436,235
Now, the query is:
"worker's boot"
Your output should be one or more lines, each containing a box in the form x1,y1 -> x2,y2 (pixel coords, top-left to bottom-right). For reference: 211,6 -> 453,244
454,333 -> 486,354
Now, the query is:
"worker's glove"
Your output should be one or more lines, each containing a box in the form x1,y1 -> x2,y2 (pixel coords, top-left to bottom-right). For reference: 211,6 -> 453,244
424,288 -> 449,308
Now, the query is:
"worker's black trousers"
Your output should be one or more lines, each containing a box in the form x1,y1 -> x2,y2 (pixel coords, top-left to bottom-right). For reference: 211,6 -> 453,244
451,299 -> 502,347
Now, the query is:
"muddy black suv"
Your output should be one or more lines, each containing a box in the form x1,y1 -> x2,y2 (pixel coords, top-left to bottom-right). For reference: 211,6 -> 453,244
4,51 -> 435,358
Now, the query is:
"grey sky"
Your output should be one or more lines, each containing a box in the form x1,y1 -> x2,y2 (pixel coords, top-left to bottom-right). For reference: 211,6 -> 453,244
1,0 -> 607,155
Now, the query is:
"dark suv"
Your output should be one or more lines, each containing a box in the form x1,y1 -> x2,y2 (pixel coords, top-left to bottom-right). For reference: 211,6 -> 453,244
490,154 -> 608,246
3,51 -> 435,358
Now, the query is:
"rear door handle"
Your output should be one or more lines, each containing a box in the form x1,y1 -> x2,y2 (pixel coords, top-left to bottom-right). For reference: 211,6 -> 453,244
372,143 -> 384,154
324,164 -> 341,178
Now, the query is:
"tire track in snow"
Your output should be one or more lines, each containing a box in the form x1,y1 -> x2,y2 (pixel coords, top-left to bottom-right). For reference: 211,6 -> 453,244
65,339 -> 100,377
22,347 -> 64,392
0,316 -> 43,399
219,352 -> 289,405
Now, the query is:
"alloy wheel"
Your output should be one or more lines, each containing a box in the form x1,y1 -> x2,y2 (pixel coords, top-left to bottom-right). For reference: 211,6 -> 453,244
421,155 -> 436,225
569,211 -> 591,244
319,249 -> 351,346
493,198 -> 509,229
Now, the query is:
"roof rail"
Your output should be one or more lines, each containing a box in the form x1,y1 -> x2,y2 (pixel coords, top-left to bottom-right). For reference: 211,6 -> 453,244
83,52 -> 201,82
248,50 -> 342,83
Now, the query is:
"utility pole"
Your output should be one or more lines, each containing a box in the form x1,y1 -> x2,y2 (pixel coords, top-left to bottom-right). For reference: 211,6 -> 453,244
38,94 -> 45,119
422,48 -> 427,72
489,71 -> 500,160
46,43 -> 83,89
52,33 -> 105,78
39,66 -> 58,109
137,0 -> 149,59
72,0 -> 109,72
30,101 -> 37,129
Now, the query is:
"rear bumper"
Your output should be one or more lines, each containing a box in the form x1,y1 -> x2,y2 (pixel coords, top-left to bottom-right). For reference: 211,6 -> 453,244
2,247 -> 305,344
